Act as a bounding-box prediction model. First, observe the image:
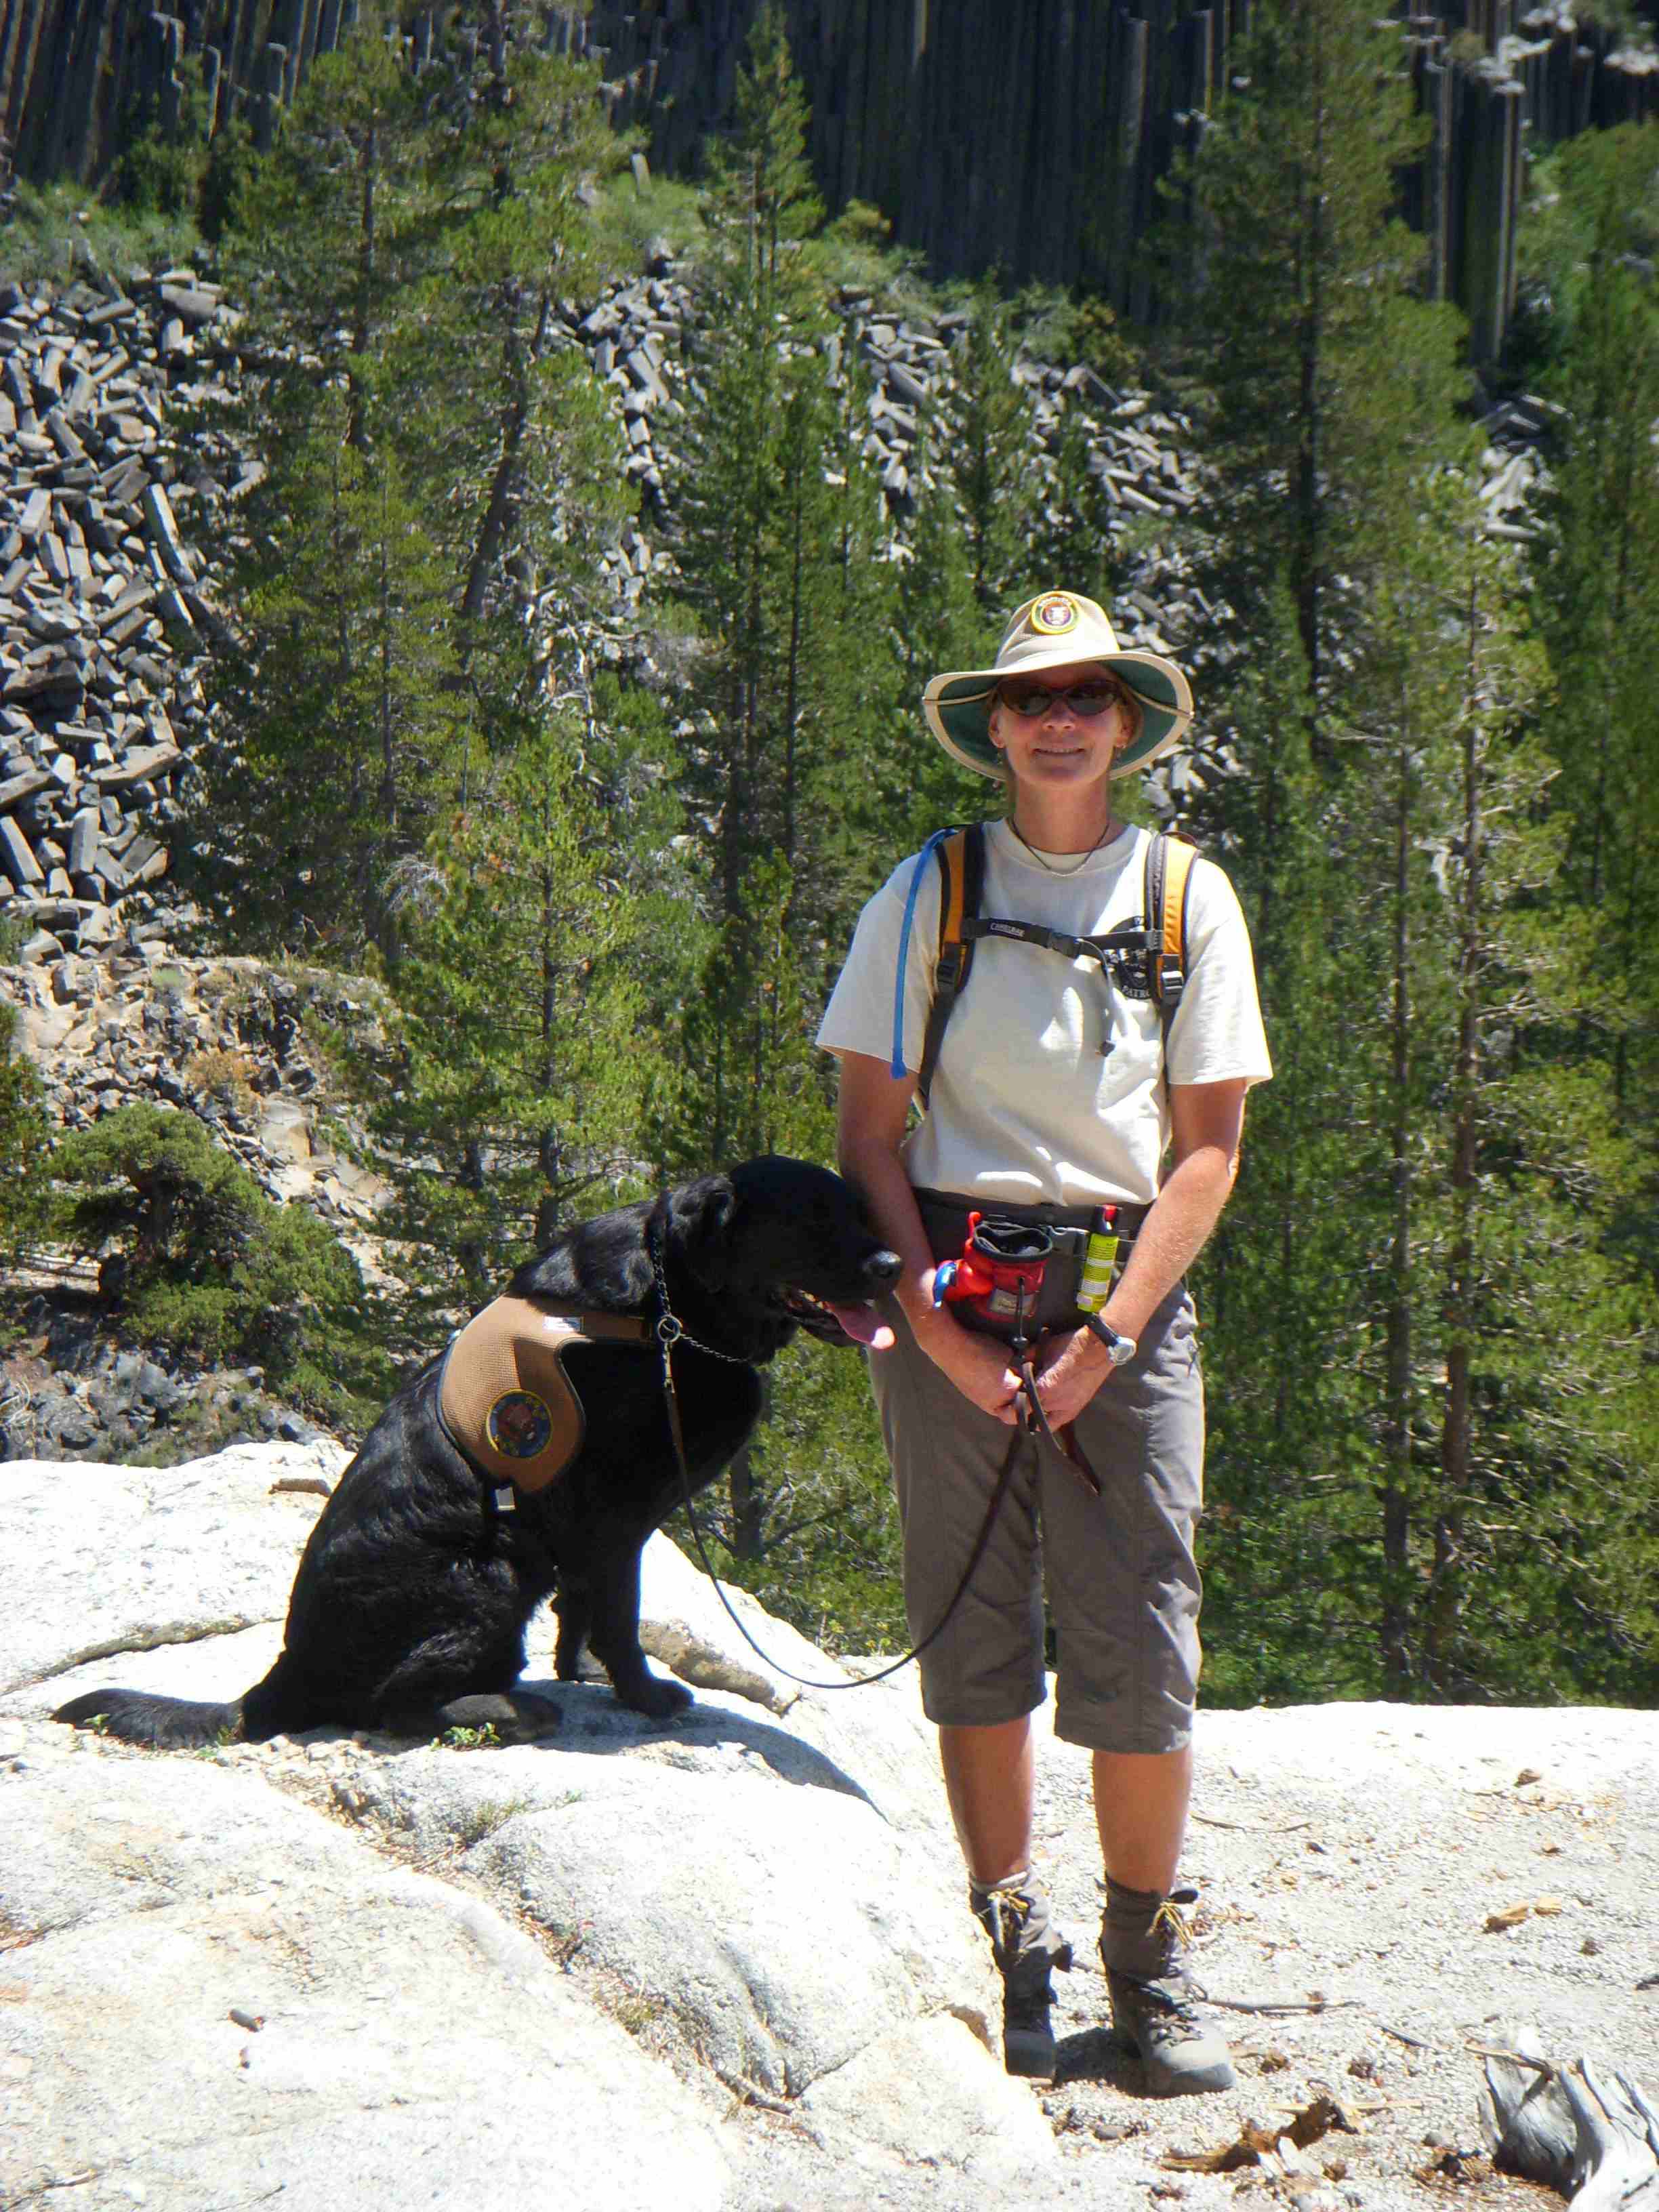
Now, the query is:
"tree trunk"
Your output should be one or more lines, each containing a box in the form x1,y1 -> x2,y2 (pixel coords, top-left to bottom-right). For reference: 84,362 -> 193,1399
1380,729 -> 1414,1696
348,119 -> 377,451
1294,13 -> 1326,708
1427,582 -> 1484,1694
459,291 -> 552,634
1481,2022 -> 1659,2212
727,1440 -> 766,1561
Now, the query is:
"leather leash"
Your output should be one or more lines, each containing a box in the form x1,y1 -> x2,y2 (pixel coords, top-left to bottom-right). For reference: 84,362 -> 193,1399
1009,1282 -> 1102,1498
644,1203 -> 1036,1695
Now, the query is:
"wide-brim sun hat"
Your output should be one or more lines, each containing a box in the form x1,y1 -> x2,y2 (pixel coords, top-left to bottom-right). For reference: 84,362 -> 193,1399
922,590 -> 1194,781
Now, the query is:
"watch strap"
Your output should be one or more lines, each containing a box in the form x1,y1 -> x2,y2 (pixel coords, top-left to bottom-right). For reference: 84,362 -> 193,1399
1084,1312 -> 1135,1364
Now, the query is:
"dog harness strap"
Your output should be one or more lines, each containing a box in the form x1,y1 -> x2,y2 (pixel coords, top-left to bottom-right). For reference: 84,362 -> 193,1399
438,1295 -> 651,1495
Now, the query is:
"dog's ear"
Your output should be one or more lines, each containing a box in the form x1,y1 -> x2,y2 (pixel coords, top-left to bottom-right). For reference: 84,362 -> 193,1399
674,1174 -> 738,1290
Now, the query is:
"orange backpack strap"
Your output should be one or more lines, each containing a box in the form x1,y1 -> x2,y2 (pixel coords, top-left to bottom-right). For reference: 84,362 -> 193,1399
1143,832 -> 1197,1023
917,824 -> 985,1109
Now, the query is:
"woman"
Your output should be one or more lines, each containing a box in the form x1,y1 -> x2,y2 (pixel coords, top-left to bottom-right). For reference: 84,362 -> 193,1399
817,590 -> 1271,2095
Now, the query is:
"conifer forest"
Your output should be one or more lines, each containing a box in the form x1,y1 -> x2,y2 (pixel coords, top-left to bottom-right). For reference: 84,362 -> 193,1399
3,0 -> 1658,1712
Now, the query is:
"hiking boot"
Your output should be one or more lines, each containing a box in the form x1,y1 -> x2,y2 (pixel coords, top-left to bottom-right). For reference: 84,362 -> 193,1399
970,1871 -> 1073,2079
1099,1881 -> 1236,2097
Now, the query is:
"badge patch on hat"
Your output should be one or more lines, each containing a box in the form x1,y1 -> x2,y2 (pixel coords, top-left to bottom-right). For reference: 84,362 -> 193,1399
1029,593 -> 1080,635
485,1389 -> 554,1460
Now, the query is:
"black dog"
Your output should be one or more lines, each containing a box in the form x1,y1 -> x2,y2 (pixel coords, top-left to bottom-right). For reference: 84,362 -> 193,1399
56,1158 -> 899,1748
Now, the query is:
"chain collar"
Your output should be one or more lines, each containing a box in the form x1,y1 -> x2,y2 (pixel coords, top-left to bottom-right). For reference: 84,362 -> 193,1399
646,1201 -> 752,1366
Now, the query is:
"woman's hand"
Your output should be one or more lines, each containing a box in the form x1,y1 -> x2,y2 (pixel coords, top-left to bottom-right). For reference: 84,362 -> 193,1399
910,1304 -> 1024,1424
1029,1328 -> 1110,1429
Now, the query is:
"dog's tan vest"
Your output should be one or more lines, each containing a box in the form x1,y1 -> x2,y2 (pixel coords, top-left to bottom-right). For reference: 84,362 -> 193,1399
437,1294 -> 652,1494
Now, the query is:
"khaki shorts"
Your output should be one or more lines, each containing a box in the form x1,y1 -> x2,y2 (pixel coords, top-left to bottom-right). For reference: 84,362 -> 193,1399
867,1283 -> 1205,1755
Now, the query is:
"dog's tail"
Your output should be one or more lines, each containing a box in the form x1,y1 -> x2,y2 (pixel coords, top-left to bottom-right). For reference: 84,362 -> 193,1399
54,1686 -> 249,1748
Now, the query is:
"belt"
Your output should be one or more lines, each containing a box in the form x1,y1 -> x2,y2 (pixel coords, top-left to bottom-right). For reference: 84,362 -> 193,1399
912,1187 -> 1149,1237
911,1187 -> 1148,1338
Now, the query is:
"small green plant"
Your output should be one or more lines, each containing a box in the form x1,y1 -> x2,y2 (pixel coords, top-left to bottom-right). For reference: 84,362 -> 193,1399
611,1990 -> 665,2036
182,1046 -> 260,1118
807,197 -> 928,295
436,1722 -> 502,1751
585,167 -> 707,266
455,1795 -> 532,1847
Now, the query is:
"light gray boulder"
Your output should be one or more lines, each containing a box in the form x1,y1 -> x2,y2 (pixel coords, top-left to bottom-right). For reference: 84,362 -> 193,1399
0,1723 -> 730,2212
0,1440 -> 351,1702
0,1441 -> 1048,2200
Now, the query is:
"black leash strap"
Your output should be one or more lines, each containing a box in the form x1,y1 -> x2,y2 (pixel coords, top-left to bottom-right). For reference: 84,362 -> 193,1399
645,1206 -> 1034,1695
1006,1275 -> 1101,1499
1015,1343 -> 1102,1498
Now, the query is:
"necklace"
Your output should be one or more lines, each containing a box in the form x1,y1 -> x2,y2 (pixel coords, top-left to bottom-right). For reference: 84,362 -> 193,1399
1006,812 -> 1117,876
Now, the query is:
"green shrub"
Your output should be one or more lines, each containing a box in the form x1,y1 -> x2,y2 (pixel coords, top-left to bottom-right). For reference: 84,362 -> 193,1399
49,1102 -> 391,1420
0,1004 -> 53,1268
1,179 -> 203,290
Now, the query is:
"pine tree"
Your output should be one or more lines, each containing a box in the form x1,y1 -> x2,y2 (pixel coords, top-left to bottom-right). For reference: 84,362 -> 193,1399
1325,492 -> 1659,1702
388,1 -> 630,682
371,703 -> 669,1313
867,404 -> 985,853
223,8 -> 433,460
1170,0 -> 1467,701
667,4 -> 895,964
204,399 -> 468,964
1185,595 -> 1381,1701
944,280 -> 1040,616
205,5 -> 630,967
1529,128 -> 1659,1191
0,1002 -> 52,1271
701,1 -> 824,306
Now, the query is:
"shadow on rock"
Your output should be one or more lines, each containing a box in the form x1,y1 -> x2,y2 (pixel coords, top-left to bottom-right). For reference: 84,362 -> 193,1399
1054,2024 -> 1144,2093
358,1675 -> 886,1816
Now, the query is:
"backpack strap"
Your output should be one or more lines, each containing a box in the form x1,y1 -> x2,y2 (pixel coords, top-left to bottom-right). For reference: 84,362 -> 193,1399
906,825 -> 1195,1110
916,824 -> 985,1109
1144,832 -> 1197,1025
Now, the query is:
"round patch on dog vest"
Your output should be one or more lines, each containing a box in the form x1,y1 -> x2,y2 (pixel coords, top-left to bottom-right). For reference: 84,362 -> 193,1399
1029,592 -> 1080,635
485,1389 -> 554,1460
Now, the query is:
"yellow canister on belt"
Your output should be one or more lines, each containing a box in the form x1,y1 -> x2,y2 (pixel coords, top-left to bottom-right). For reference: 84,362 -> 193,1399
1076,1206 -> 1120,1313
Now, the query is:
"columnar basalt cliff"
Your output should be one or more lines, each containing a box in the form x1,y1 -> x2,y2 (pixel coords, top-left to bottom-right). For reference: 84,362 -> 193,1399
3,0 -> 1658,360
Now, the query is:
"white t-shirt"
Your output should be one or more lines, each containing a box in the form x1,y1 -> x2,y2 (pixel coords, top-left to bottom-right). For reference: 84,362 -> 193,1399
817,821 -> 1273,1208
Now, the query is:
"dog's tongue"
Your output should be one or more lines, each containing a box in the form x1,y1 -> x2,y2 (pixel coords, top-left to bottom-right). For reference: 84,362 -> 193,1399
830,1302 -> 895,1350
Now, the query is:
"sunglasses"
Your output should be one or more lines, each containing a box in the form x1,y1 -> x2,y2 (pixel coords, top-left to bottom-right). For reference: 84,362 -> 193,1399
996,677 -> 1131,720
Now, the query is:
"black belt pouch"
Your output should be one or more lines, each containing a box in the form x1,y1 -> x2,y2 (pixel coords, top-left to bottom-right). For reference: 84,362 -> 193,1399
911,1188 -> 1099,1338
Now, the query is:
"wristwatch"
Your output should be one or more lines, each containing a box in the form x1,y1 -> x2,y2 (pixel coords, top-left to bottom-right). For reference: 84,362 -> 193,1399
1085,1313 -> 1138,1368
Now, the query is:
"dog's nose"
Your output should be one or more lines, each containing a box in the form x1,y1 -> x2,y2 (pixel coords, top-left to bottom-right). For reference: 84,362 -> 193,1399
865,1248 -> 902,1288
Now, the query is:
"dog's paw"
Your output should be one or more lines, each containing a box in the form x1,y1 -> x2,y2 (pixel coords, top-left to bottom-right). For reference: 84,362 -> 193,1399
615,1670 -> 695,1721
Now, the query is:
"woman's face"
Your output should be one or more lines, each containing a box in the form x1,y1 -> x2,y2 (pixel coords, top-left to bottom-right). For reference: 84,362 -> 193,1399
987,661 -> 1134,796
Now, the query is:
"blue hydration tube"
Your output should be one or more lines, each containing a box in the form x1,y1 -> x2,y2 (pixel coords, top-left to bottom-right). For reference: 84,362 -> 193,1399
892,829 -> 952,1079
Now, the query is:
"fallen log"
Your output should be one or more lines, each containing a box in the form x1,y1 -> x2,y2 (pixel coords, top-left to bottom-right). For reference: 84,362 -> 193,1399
1479,2021 -> 1659,2211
